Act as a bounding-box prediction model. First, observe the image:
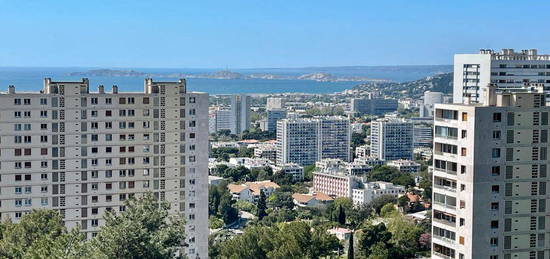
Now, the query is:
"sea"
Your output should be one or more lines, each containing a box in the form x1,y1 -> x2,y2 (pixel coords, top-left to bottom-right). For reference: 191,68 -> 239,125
0,66 -> 452,95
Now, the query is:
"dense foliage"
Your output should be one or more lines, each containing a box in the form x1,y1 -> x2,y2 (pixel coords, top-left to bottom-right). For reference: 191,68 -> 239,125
0,194 -> 185,259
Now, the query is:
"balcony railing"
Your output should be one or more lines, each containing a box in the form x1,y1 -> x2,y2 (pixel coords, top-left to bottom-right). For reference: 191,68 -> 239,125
433,201 -> 456,210
433,251 -> 455,259
434,184 -> 457,193
434,168 -> 457,175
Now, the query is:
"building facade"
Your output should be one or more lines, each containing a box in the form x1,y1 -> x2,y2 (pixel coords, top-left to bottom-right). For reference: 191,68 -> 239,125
352,181 -> 405,206
454,48 -> 550,105
266,109 -> 287,133
0,78 -> 209,258
432,89 -> 550,259
370,118 -> 414,161
277,117 -> 350,166
230,94 -> 251,134
351,96 -> 398,116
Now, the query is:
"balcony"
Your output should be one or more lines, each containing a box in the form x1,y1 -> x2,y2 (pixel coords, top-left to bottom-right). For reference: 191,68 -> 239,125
434,167 -> 457,176
434,184 -> 457,193
433,235 -> 456,245
433,201 -> 456,211
432,251 -> 455,259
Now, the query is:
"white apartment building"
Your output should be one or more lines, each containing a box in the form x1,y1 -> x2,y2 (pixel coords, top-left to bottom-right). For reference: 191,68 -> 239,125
370,118 -> 413,161
254,144 -> 278,162
387,159 -> 421,174
230,94 -> 251,134
432,87 -> 550,259
277,117 -> 351,166
313,169 -> 359,198
454,48 -> 550,105
315,158 -> 372,176
352,181 -> 405,206
271,163 -> 304,181
355,144 -> 370,159
0,78 -> 209,258
420,91 -> 445,118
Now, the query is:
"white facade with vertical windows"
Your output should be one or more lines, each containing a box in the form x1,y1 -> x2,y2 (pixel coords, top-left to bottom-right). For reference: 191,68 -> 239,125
0,78 -> 209,258
432,87 -> 550,259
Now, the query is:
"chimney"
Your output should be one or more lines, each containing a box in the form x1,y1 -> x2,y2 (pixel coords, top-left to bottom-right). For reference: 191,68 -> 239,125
112,85 -> 118,94
98,85 -> 105,94
8,85 -> 15,94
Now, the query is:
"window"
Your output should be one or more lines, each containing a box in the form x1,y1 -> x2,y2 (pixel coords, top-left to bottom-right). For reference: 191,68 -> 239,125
40,98 -> 47,105
493,131 -> 501,139
490,237 -> 498,247
491,220 -> 499,229
461,130 -> 467,138
105,170 -> 112,178
14,99 -> 21,105
461,148 -> 467,156
189,97 -> 196,103
105,98 -> 112,104
460,218 -> 465,226
460,184 -> 466,191
91,97 -> 98,105
189,133 -> 195,139
491,202 -> 499,210
492,148 -> 501,158
492,166 -> 500,176
24,99 -> 31,105
493,113 -> 502,122
462,112 -> 468,121
491,185 -> 500,193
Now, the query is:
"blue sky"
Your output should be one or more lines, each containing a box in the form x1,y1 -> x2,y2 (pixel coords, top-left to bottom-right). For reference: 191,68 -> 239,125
1,0 -> 549,68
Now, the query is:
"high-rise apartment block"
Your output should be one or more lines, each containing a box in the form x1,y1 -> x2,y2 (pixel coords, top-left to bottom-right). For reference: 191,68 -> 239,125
265,109 -> 287,133
0,78 -> 209,258
432,87 -> 550,259
276,117 -> 350,166
370,118 -> 413,161
454,48 -> 550,105
351,95 -> 398,116
420,91 -> 445,118
230,94 -> 251,134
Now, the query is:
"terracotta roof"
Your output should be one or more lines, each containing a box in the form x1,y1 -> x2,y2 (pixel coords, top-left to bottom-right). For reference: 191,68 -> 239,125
244,181 -> 280,196
292,193 -> 315,203
292,192 -> 334,204
314,192 -> 334,201
227,184 -> 249,194
406,192 -> 421,203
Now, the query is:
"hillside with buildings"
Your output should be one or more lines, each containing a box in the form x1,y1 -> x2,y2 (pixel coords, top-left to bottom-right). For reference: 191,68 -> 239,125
352,72 -> 453,99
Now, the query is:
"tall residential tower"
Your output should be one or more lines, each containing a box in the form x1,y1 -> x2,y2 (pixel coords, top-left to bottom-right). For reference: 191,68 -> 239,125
0,78 -> 209,258
432,86 -> 550,259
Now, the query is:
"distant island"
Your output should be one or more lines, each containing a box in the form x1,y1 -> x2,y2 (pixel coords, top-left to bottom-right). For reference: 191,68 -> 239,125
68,69 -> 387,83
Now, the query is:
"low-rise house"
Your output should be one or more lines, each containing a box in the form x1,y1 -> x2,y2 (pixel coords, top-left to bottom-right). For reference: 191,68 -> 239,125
387,159 -> 421,174
271,163 -> 304,181
327,227 -> 352,241
227,184 -> 254,203
254,144 -> 278,162
228,157 -> 272,170
352,181 -> 406,206
228,180 -> 281,203
292,192 -> 333,207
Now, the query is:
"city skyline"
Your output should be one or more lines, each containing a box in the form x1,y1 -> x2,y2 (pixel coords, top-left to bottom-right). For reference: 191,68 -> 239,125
2,1 -> 550,68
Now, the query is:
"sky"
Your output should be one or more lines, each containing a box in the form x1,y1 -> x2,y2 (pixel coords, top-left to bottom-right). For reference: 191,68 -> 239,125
1,0 -> 550,68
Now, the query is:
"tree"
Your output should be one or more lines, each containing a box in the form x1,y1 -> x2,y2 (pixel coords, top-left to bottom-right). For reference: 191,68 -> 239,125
347,231 -> 354,259
367,242 -> 390,259
358,223 -> 392,258
386,214 -> 423,258
304,165 -> 316,181
267,190 -> 294,210
367,166 -> 415,187
338,204 -> 346,225
257,190 -> 268,220
380,203 -> 397,217
368,195 -> 397,215
219,222 -> 341,259
0,210 -> 89,258
90,193 -> 185,258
